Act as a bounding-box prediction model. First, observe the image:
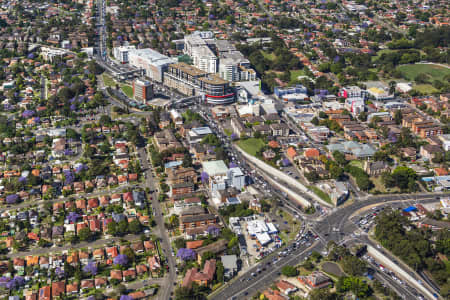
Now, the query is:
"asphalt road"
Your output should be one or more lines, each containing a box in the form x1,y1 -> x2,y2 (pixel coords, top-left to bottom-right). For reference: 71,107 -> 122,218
212,241 -> 321,299
137,147 -> 176,300
215,194 -> 443,299
7,234 -> 141,259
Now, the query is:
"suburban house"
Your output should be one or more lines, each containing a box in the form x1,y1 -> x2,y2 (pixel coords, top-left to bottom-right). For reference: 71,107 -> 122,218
298,271 -> 332,289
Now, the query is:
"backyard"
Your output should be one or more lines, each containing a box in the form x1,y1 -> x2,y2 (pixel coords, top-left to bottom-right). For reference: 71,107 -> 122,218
290,69 -> 306,83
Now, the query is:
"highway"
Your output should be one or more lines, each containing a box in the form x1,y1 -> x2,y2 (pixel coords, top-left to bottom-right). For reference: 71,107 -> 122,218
214,194 -> 442,300
182,104 -> 445,300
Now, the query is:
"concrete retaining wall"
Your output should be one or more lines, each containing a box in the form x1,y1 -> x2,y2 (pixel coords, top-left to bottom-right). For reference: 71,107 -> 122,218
264,172 -> 311,208
367,245 -> 436,300
235,145 -> 332,207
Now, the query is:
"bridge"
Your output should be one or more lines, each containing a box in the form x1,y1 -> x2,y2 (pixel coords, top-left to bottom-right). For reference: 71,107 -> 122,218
110,68 -> 144,80
169,95 -> 203,108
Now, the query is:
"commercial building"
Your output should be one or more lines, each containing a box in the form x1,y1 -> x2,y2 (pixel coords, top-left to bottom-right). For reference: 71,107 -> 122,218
339,86 -> 368,99
164,63 -> 235,104
345,97 -> 365,115
221,255 -> 238,280
274,85 -> 308,100
367,87 -> 394,101
132,78 -> 153,103
128,48 -> 175,83
227,167 -> 245,190
184,31 -> 215,57
327,141 -> 376,159
188,127 -> 213,144
113,45 -> 136,63
246,219 -> 278,246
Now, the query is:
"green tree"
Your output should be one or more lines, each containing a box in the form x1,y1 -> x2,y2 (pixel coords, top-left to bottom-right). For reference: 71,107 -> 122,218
330,164 -> 344,180
319,111 -> 328,119
174,238 -> 186,249
128,219 -> 142,234
182,153 -> 192,168
123,247 -> 136,263
78,227 -> 91,241
394,109 -> 403,125
332,151 -> 347,166
216,260 -> 225,282
311,117 -> 320,125
337,276 -> 371,298
341,255 -> 366,276
107,221 -> 118,235
281,265 -> 298,277
117,220 -> 129,236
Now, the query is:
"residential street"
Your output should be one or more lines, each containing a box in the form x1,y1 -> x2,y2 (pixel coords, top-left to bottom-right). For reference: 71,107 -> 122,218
137,146 -> 177,300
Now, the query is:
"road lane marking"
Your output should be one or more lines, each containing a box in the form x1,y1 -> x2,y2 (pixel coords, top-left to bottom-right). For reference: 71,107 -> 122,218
230,241 -> 320,299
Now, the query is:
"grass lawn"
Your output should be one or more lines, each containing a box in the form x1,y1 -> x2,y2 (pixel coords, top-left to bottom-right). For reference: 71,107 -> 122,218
224,129 -> 232,136
349,160 -> 363,169
371,175 -> 400,194
372,49 -> 398,62
121,85 -> 133,98
309,186 -> 332,204
237,138 -> 265,156
102,73 -> 115,87
413,84 -> 439,94
321,261 -> 344,277
290,69 -> 306,82
397,64 -> 450,82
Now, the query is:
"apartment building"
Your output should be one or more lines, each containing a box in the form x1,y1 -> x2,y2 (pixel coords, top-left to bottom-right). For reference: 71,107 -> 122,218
132,78 -> 153,103
164,63 -> 235,104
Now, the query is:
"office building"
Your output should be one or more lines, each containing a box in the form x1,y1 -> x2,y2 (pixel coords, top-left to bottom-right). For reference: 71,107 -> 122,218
274,85 -> 308,99
113,45 -> 136,63
128,48 -> 175,83
132,79 -> 153,103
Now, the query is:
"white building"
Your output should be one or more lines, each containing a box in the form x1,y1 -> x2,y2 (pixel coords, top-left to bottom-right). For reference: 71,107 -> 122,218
345,97 -> 365,115
192,45 -> 217,73
113,45 -> 136,63
340,86 -> 368,100
184,31 -> 215,56
128,48 -> 175,83
202,160 -> 229,192
227,167 -> 245,190
367,87 -> 394,101
439,134 -> 450,151
184,33 -> 255,82
202,160 -> 246,192
396,82 -> 412,93
218,49 -> 255,82
188,127 -> 213,144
